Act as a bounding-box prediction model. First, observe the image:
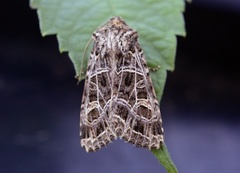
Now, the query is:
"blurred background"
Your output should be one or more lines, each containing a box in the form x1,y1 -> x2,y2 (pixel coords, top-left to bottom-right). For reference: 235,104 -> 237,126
1,0 -> 240,173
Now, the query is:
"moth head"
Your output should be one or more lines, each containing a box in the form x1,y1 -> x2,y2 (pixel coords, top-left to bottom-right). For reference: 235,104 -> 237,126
109,16 -> 127,28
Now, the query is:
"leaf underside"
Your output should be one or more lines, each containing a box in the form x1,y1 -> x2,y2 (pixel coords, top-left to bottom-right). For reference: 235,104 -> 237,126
30,0 -> 186,101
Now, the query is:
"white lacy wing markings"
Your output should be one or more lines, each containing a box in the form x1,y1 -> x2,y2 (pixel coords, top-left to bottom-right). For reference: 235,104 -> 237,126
80,17 -> 164,152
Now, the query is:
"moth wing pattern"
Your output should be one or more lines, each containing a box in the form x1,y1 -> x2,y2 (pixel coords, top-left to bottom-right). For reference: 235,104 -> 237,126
80,46 -> 117,152
114,44 -> 164,149
80,17 -> 164,152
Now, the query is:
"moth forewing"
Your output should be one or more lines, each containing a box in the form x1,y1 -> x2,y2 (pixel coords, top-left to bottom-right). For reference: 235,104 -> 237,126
80,17 -> 164,152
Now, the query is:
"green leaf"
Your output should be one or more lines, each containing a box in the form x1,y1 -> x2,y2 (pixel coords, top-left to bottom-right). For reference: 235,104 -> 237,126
150,67 -> 167,101
152,144 -> 178,173
30,0 -> 186,172
29,0 -> 185,85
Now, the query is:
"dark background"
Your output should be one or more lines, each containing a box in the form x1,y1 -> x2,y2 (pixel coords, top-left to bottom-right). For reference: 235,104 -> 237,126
1,1 -> 240,173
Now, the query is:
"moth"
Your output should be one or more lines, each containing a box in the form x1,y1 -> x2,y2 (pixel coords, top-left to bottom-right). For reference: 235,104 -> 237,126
80,17 -> 164,152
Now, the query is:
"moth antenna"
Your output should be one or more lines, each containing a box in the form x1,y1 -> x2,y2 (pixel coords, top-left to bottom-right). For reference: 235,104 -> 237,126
77,37 -> 93,84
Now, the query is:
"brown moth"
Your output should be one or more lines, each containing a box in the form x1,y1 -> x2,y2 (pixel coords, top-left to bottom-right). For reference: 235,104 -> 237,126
80,17 -> 164,152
